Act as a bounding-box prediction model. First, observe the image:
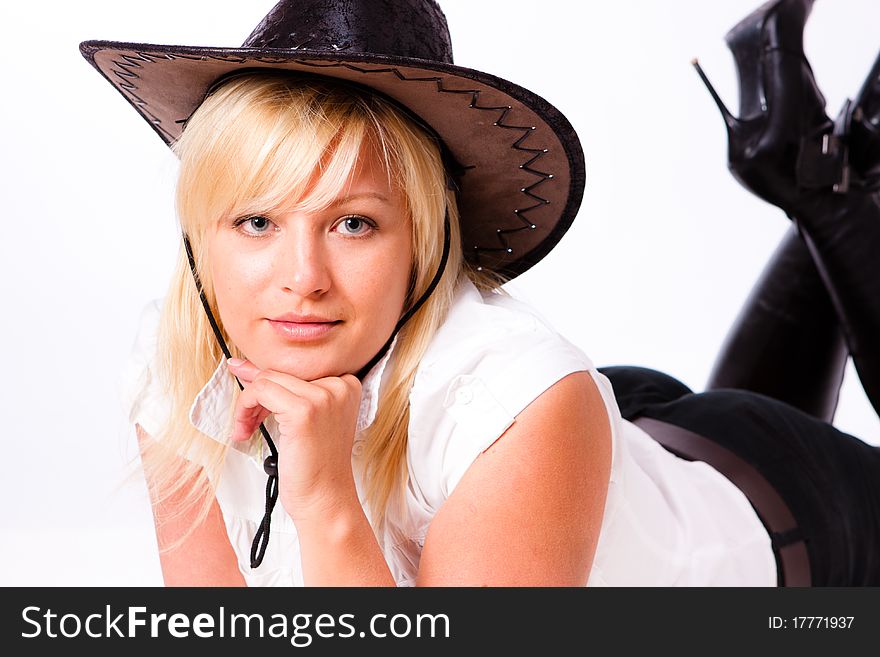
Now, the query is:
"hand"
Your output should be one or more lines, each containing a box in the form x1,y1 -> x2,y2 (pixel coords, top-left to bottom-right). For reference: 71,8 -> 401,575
226,358 -> 363,523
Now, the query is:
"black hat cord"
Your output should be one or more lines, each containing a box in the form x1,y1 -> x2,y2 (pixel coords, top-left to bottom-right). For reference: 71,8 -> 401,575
182,211 -> 450,568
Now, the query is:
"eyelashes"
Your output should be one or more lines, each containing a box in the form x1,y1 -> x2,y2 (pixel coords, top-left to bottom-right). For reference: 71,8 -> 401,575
231,214 -> 378,239
232,215 -> 275,236
333,215 -> 377,237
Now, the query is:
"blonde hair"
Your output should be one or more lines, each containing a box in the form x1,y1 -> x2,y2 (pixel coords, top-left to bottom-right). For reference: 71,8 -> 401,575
141,72 -> 501,550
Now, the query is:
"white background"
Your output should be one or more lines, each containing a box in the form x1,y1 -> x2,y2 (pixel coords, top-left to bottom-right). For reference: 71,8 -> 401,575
2,0 -> 878,585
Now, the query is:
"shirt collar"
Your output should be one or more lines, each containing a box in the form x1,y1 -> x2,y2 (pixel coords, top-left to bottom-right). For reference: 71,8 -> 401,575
188,336 -> 398,454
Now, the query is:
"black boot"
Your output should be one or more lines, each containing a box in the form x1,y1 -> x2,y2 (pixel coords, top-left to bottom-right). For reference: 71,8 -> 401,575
792,191 -> 880,418
791,49 -> 880,416
694,0 -> 849,418
707,225 -> 847,422
697,0 -> 880,418
847,50 -> 880,190
692,0 -> 838,212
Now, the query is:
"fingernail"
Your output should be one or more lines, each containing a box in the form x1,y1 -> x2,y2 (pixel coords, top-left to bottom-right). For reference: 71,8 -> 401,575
227,357 -> 245,367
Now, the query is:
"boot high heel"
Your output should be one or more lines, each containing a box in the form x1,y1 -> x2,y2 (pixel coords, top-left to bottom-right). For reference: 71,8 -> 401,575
693,0 -> 840,215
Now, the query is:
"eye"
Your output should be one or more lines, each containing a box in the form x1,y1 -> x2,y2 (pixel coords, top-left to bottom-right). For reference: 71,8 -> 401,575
334,215 -> 376,238
234,215 -> 275,236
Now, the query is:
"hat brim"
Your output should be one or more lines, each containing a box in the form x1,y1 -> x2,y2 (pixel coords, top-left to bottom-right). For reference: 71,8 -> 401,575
80,41 -> 585,279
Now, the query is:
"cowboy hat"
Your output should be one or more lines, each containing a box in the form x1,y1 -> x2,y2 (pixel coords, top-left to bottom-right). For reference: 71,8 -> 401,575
80,0 -> 585,279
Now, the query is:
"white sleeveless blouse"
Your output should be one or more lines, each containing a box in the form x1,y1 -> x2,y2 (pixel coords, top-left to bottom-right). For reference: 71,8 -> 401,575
122,279 -> 776,586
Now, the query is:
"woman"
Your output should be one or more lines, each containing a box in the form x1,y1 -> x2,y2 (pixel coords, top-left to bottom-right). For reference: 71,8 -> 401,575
83,0 -> 880,586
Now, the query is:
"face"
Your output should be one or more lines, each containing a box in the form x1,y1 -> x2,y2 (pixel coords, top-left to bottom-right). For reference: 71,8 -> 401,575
207,143 -> 413,381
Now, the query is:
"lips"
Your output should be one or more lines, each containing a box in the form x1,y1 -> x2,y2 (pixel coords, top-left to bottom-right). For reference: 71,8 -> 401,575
266,313 -> 341,341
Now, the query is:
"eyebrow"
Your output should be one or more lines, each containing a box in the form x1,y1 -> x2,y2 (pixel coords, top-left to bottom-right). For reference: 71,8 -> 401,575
329,192 -> 391,206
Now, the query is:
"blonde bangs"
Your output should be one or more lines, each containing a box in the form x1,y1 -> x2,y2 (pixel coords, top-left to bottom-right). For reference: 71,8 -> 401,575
173,74 -> 394,238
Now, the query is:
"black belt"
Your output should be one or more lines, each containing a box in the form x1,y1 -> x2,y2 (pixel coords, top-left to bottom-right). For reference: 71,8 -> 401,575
632,416 -> 811,587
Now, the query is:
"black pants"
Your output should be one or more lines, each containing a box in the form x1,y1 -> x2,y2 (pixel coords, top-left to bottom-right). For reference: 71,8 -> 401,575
599,365 -> 880,586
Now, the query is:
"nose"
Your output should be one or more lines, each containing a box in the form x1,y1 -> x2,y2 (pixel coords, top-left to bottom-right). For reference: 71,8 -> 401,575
276,227 -> 332,298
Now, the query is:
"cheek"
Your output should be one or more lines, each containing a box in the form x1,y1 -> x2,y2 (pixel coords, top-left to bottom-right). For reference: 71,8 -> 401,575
210,244 -> 273,322
374,236 -> 413,315
368,259 -> 410,307
342,237 -> 412,328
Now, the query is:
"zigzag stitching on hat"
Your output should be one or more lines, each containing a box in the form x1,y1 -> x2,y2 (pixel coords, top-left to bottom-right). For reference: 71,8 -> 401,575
103,52 -> 193,140
104,51 -> 557,271
108,52 -> 181,140
108,52 -> 257,139
469,107 -> 551,268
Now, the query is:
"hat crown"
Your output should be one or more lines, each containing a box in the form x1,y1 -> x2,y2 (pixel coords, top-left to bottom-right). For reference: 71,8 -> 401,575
242,0 -> 453,63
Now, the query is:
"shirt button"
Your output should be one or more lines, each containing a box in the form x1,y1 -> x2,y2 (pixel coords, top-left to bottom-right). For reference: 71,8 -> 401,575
455,387 -> 474,405
352,441 -> 365,457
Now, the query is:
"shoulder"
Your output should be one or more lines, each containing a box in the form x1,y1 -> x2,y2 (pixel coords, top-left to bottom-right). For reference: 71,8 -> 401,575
407,279 -> 598,502
416,369 -> 611,585
416,279 -> 595,414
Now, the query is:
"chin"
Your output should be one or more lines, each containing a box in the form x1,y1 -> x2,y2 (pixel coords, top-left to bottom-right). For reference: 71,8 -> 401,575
259,353 -> 351,382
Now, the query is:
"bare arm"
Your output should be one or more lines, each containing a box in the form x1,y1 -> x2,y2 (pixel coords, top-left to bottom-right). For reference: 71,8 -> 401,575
416,371 -> 612,586
218,367 -> 611,586
136,424 -> 247,587
294,496 -> 397,587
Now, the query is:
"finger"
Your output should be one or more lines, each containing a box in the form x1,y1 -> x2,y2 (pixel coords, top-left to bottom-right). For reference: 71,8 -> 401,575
227,358 -> 261,384
232,378 -> 305,441
230,406 -> 272,442
248,369 -> 339,407
254,370 -> 361,406
311,373 -> 362,399
230,379 -> 277,442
